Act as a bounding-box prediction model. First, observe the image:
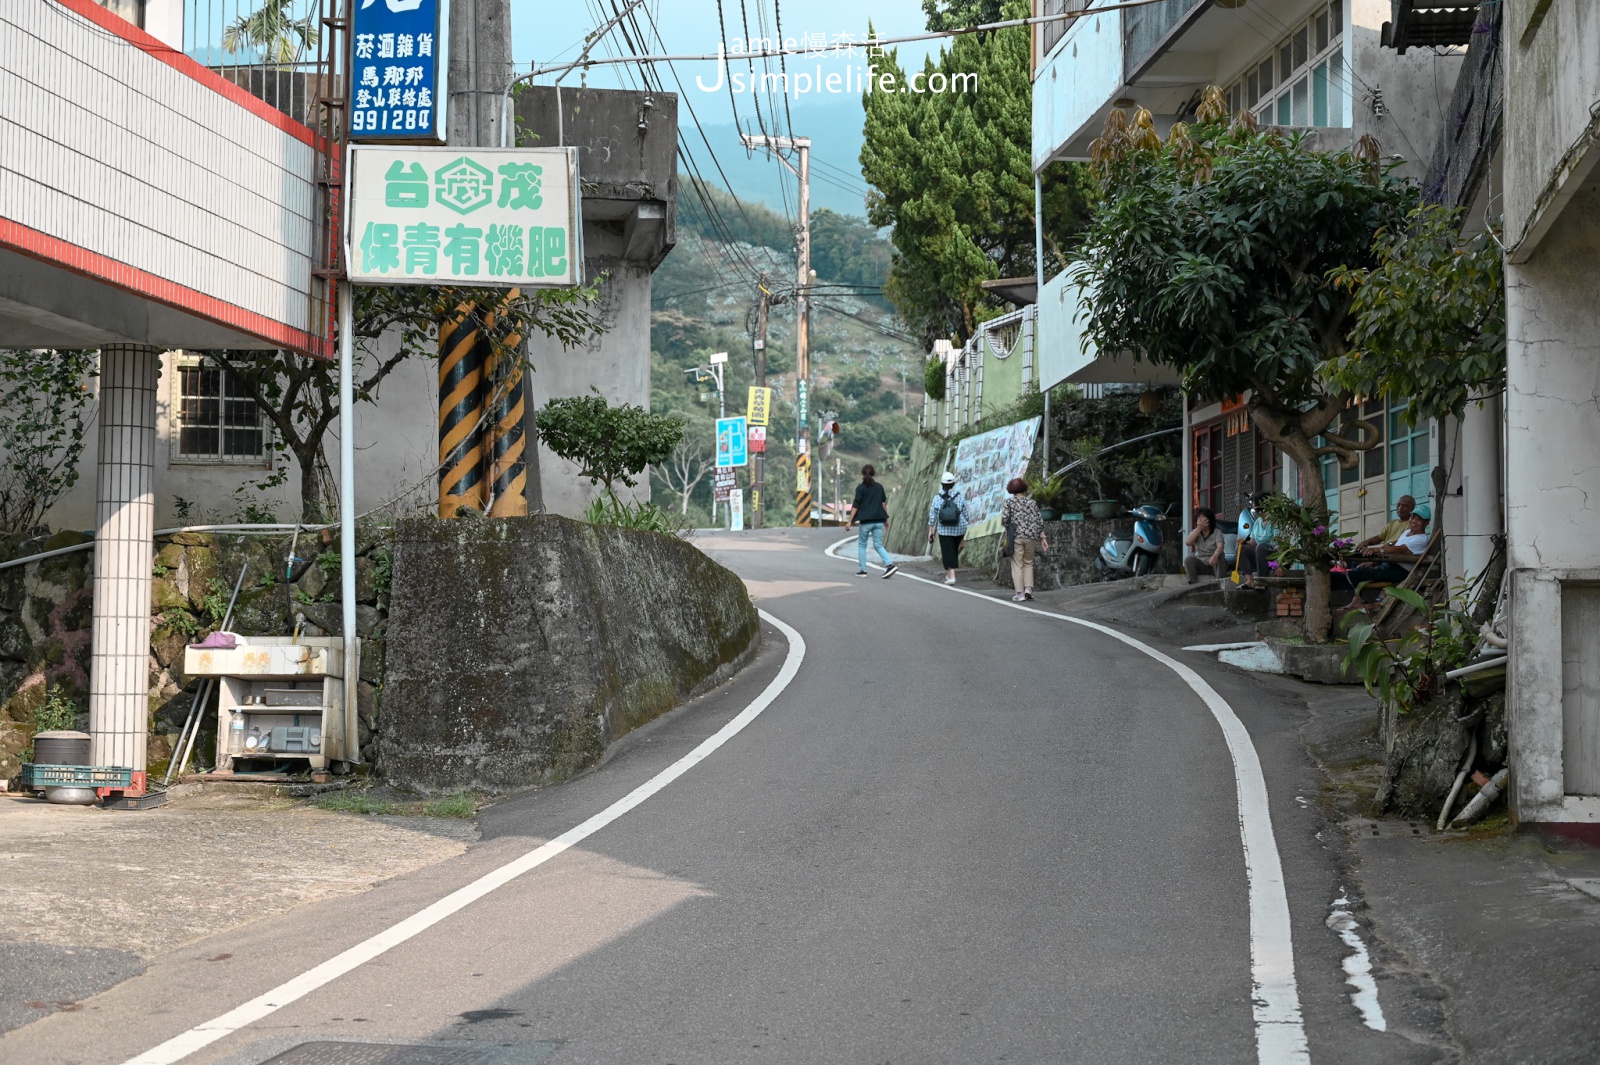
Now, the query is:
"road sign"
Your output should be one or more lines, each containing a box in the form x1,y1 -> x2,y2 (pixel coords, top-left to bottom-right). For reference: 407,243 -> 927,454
796,379 -> 809,425
714,468 -> 736,501
350,0 -> 447,144
345,146 -> 581,288
748,425 -> 767,453
729,490 -> 744,531
716,416 -> 748,468
747,386 -> 773,426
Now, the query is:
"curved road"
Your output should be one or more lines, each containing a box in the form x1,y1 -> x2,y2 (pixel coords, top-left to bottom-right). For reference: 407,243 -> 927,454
5,528 -> 1429,1065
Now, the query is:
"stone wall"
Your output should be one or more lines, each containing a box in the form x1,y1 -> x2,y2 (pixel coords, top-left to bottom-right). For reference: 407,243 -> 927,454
978,518 -> 1182,589
379,516 -> 760,795
0,526 -> 392,784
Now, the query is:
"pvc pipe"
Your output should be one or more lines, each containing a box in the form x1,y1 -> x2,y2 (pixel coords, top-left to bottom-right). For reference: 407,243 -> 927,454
339,279 -> 361,764
0,524 -> 334,573
1443,654 -> 1508,680
1436,733 -> 1478,831
1479,621 -> 1508,649
1450,767 -> 1509,827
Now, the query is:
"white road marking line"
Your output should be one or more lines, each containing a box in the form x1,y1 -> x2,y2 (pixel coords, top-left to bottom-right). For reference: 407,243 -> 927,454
1327,894 -> 1386,1031
121,610 -> 807,1065
826,538 -> 1311,1064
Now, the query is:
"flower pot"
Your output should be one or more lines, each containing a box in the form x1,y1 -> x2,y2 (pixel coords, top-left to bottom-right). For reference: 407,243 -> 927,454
1059,512 -> 1084,521
1088,499 -> 1121,520
1038,507 -> 1057,521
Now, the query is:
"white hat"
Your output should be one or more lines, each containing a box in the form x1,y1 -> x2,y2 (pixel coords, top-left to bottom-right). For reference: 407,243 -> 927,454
940,472 -> 957,485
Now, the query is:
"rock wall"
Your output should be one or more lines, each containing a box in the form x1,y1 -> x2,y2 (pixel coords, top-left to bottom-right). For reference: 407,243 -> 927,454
379,516 -> 760,795
978,518 -> 1182,589
0,527 -> 392,784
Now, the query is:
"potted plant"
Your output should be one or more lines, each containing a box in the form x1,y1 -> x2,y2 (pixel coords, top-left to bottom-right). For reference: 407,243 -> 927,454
1115,452 -> 1176,510
1068,437 -> 1119,519
1028,472 -> 1066,521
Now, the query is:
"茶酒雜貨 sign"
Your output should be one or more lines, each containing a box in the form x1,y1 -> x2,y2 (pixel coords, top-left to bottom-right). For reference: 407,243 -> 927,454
350,0 -> 447,143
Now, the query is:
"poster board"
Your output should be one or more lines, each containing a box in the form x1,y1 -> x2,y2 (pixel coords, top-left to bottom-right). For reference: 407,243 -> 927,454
949,416 -> 1042,538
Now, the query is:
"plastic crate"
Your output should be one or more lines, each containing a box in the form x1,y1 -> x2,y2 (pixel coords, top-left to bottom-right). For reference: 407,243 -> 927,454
20,763 -> 134,788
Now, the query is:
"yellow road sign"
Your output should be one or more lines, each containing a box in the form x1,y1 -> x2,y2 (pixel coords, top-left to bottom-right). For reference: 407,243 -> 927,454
747,386 -> 773,427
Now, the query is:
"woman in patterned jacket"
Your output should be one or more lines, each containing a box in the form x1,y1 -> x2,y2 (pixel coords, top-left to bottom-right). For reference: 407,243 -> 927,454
1000,478 -> 1049,601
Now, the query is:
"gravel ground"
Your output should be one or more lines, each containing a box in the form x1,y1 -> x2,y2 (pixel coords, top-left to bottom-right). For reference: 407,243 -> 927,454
0,783 -> 475,1033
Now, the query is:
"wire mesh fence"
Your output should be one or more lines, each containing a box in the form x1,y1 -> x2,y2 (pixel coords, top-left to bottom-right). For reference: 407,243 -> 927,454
184,0 -> 322,126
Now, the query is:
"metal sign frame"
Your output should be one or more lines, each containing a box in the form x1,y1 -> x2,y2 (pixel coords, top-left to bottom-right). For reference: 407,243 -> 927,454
343,145 -> 583,289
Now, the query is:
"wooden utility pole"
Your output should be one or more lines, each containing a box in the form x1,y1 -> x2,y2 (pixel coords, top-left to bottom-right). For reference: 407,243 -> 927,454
741,133 -> 812,526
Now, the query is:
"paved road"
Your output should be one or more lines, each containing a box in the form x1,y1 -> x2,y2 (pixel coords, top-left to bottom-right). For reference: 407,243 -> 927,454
3,528 -> 1436,1065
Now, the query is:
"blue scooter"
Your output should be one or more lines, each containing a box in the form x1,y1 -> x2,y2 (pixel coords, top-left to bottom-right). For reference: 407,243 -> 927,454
1094,504 -> 1166,579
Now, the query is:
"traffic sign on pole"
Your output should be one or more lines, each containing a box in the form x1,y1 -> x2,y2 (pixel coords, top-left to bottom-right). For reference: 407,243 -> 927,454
715,416 -> 749,468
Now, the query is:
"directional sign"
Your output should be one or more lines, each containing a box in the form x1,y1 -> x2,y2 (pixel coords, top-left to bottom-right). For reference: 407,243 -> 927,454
713,468 -> 736,501
346,146 -> 581,288
716,416 -> 748,468
796,379 -> 809,426
747,386 -> 773,427
350,0 -> 448,143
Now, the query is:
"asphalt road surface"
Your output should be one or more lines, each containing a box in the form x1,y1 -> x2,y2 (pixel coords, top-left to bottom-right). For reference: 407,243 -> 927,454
2,528 -> 1435,1065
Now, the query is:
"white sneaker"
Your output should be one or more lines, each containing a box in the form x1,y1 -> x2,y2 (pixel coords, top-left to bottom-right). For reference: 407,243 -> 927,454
944,575 -> 956,585
1012,593 -> 1026,602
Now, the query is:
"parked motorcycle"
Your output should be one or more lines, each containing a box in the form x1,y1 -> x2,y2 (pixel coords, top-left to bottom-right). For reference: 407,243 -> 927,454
1094,504 -> 1166,579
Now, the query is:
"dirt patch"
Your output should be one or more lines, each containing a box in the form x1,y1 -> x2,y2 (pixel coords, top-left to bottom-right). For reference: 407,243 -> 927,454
0,785 -> 473,958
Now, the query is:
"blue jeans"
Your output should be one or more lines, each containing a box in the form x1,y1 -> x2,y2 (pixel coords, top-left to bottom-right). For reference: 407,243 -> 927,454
857,522 -> 893,570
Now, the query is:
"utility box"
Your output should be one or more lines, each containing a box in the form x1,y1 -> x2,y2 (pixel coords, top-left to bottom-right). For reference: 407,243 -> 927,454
184,637 -> 358,777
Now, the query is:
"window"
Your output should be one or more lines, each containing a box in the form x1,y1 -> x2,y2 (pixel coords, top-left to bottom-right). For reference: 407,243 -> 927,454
1219,3 -> 1346,130
1195,425 -> 1223,514
172,356 -> 270,464
1255,434 -> 1278,496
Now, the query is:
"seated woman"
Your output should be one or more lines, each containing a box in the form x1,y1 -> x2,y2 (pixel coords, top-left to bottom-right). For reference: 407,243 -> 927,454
1337,507 -> 1432,597
1183,507 -> 1224,584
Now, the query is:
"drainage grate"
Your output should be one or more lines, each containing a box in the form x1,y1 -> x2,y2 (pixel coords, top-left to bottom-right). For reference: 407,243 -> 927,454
1347,818 -> 1433,839
258,1043 -> 558,1065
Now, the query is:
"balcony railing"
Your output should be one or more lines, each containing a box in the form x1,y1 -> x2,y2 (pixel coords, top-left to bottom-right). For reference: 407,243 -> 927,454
1123,0 -> 1205,80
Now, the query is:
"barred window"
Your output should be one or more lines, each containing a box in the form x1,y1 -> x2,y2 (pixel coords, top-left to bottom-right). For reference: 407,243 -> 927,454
172,357 -> 269,463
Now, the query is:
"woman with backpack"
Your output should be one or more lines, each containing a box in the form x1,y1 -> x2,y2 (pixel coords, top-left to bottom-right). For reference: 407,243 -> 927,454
927,472 -> 973,585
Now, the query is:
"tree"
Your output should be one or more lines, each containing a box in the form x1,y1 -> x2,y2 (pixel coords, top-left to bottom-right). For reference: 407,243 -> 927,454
1074,92 -> 1416,641
209,283 -> 602,522
538,391 -> 685,503
1327,203 -> 1506,425
0,350 -> 96,535
222,0 -> 318,65
661,441 -> 714,516
861,0 -> 1095,344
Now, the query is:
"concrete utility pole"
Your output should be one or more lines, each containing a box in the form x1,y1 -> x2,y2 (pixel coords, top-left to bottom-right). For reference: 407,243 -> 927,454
741,133 -> 812,526
752,278 -> 771,528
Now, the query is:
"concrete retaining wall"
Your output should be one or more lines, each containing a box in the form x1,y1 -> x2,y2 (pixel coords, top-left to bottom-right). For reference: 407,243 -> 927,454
379,516 -> 760,795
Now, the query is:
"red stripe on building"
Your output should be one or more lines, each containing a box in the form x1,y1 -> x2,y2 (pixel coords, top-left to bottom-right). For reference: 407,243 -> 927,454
1,218 -> 333,360
50,0 -> 326,152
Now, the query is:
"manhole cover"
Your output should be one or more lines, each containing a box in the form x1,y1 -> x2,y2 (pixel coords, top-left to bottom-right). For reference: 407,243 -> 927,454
258,1043 -> 557,1065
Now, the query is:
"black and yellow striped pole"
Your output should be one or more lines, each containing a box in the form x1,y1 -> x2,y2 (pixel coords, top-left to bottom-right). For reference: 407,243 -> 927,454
795,453 -> 812,527
438,302 -> 487,516
484,290 -> 528,517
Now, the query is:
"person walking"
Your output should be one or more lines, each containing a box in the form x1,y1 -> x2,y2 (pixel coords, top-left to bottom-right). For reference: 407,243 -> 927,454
927,472 -> 973,585
1184,507 -> 1224,584
1000,478 -> 1048,601
845,464 -> 898,578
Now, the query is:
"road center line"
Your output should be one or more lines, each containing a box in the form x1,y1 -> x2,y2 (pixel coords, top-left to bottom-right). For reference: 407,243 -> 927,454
122,610 -> 807,1065
826,537 -> 1310,1065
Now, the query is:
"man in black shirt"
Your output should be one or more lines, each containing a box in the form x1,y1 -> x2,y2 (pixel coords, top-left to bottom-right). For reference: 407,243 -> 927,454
845,464 -> 899,578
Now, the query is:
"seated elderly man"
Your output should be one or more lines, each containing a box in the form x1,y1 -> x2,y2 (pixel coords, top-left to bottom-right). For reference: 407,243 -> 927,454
1341,505 -> 1433,596
1355,495 -> 1416,552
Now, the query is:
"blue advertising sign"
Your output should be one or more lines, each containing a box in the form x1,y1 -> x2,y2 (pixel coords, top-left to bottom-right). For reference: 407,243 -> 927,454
351,0 -> 447,143
716,416 -> 749,469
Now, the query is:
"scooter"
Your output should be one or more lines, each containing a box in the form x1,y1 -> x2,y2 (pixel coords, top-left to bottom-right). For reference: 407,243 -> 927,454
1094,504 -> 1166,579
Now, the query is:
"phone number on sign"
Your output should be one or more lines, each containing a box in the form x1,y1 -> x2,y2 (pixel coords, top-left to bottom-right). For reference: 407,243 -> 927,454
352,108 -> 432,133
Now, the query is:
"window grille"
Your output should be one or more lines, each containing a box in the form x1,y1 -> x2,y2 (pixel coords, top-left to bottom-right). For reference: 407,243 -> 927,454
172,356 -> 270,464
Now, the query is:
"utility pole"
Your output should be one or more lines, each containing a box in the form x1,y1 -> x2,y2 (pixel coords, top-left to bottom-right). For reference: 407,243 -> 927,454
752,277 -> 770,528
742,133 -> 812,526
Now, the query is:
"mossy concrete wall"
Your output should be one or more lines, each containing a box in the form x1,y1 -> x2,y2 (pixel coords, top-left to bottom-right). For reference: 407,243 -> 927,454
379,516 -> 760,795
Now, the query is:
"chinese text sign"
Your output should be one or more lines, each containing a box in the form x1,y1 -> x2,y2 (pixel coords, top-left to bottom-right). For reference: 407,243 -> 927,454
350,0 -> 446,143
347,147 -> 581,288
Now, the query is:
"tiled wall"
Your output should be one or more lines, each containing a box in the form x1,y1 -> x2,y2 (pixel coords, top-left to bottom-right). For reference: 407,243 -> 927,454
0,1 -> 320,346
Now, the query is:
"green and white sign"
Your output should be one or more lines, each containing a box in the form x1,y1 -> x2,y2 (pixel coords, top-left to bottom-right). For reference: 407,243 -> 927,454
345,146 -> 581,288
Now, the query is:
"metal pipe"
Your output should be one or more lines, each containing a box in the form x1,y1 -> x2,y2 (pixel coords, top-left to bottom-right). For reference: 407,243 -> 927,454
1050,426 -> 1183,480
0,525 -> 336,573
163,562 -> 249,786
339,279 -> 361,764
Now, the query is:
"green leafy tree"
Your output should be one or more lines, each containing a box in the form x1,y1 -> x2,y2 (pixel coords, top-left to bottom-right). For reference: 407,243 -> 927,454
0,349 -> 97,534
222,0 -> 318,66
538,391 -> 685,503
861,0 -> 1095,343
208,284 -> 602,521
1074,92 -> 1415,640
1327,203 -> 1506,425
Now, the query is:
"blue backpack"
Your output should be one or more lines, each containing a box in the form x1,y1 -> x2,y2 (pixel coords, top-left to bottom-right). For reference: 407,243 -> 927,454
937,491 -> 962,526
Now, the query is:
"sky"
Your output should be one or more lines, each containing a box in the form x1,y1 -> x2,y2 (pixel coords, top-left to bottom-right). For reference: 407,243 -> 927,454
507,0 -> 941,215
